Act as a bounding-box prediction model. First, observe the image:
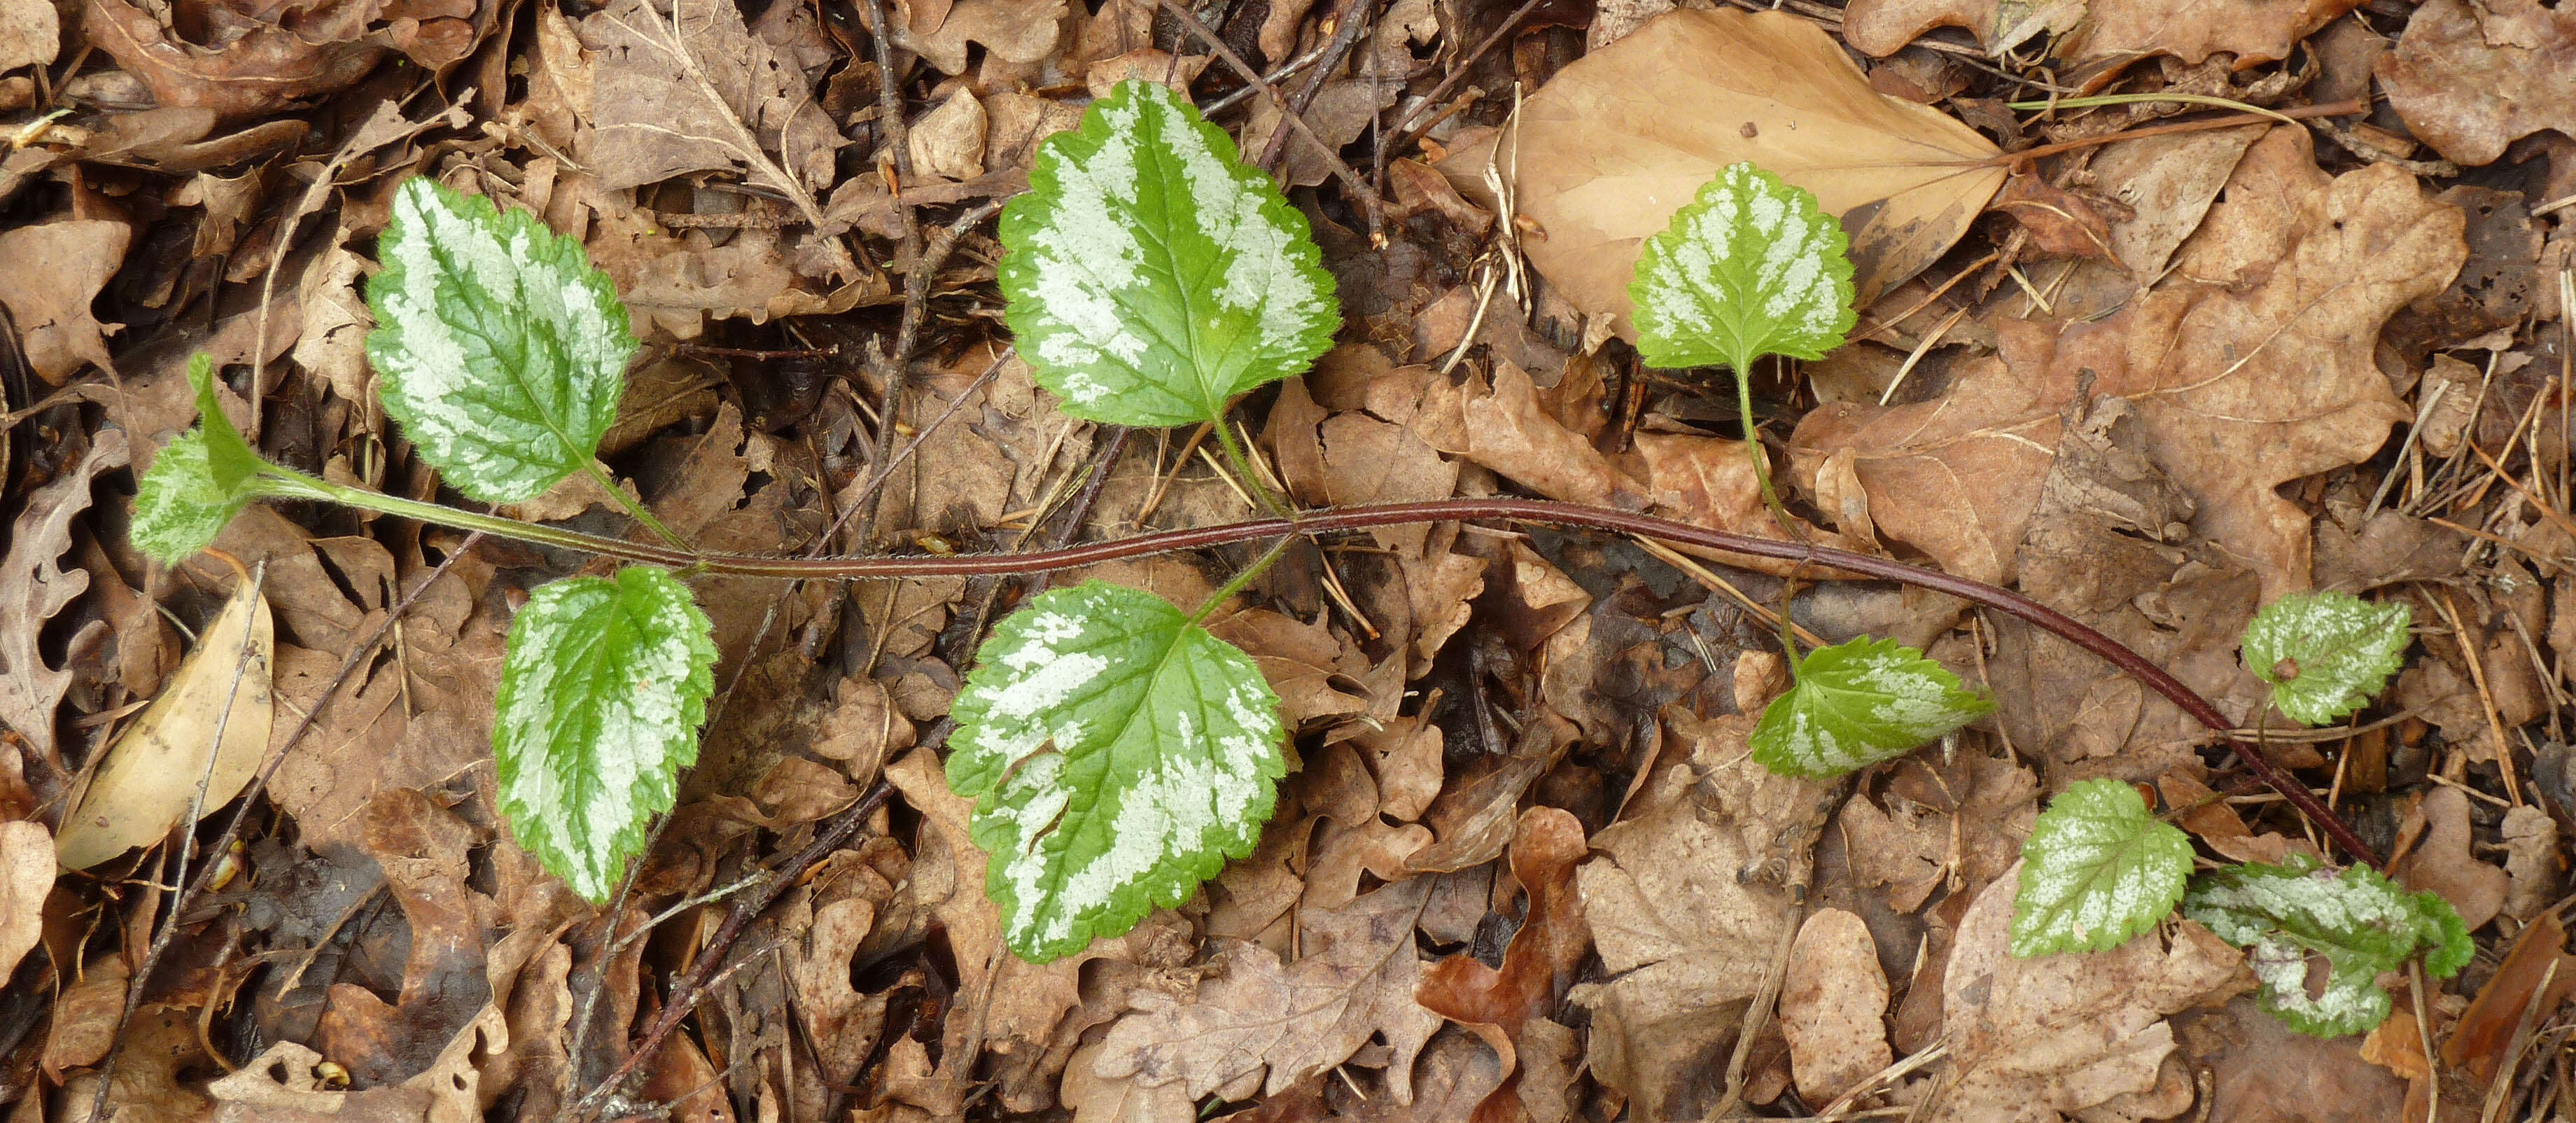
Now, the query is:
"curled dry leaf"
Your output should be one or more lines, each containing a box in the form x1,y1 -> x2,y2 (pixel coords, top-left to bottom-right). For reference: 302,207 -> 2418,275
0,218 -> 128,384
2393,786 -> 2507,933
1418,807 -> 1592,1122
1571,716 -> 1828,1119
1933,861 -> 2246,1123
0,430 -> 130,762
1840,0 -> 2360,77
1095,877 -> 1443,1103
2379,0 -> 2576,167
1793,162 -> 2463,596
54,572 -> 274,870
1441,8 -> 2003,335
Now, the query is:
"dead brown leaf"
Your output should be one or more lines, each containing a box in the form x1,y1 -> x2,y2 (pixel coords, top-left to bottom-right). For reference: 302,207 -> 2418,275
1933,862 -> 2247,1123
0,820 -> 48,979
2380,0 -> 2576,167
1096,877 -> 1441,1103
1781,908 -> 1893,1105
578,0 -> 841,206
0,218 -> 128,383
2393,786 -> 2509,933
0,0 -> 55,72
1418,807 -> 1591,1123
0,430 -> 128,763
1841,0 -> 2360,78
1793,162 -> 2463,597
1446,8 -> 2003,332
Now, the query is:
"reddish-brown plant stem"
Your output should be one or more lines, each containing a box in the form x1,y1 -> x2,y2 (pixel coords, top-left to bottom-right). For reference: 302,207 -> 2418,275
646,497 -> 2380,867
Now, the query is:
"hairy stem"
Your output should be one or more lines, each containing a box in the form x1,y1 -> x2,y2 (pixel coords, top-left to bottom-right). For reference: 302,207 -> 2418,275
1730,351 -> 1798,540
223,475 -> 2380,867
583,458 -> 692,552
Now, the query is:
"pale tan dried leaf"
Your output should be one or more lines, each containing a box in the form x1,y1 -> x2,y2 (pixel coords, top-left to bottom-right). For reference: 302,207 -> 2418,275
910,88 -> 988,182
2501,804 -> 2560,923
1444,8 -> 2003,333
1793,163 -> 2460,596
0,218 -> 127,383
0,0 -> 55,71
1933,861 -> 2246,1123
578,0 -> 841,204
895,0 -> 1065,74
1782,909 -> 1892,1105
1841,0 -> 2358,74
1096,877 -> 1441,1101
55,574 -> 273,869
1085,49 -> 1208,99
0,821 -> 49,979
2087,125 -> 2266,277
2380,0 -> 2576,167
2395,786 -> 2508,932
1064,1041 -> 1197,1123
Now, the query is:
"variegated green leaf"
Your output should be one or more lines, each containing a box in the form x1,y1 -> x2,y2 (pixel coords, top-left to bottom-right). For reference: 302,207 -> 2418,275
2241,592 -> 2411,727
2011,779 -> 2193,956
998,80 -> 1338,428
948,580 -> 1287,962
1630,162 -> 1856,371
366,176 -> 637,503
494,566 -> 715,902
1749,636 -> 1992,778
2183,855 -> 2471,1037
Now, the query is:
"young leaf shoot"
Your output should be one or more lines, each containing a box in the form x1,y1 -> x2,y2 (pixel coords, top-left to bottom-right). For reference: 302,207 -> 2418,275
2240,591 -> 2411,727
493,566 -> 717,902
1629,161 -> 1856,524
2010,779 -> 2193,956
2183,855 -> 2470,1037
1749,636 -> 1992,778
998,79 -> 1339,430
947,581 -> 1288,962
131,355 -> 281,564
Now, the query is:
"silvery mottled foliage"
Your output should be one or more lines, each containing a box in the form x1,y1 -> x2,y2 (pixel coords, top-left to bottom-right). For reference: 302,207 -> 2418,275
1749,636 -> 1992,778
2011,779 -> 2193,957
948,581 -> 1287,961
2241,591 -> 2411,726
2183,855 -> 2470,1037
1629,161 -> 1856,370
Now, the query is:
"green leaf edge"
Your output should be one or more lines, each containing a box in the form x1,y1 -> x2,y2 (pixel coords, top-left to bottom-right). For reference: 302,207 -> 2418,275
491,565 -> 717,903
1626,160 -> 1858,371
996,79 -> 1340,429
2009,778 -> 2194,958
2182,854 -> 2474,1038
2241,591 -> 2412,727
946,581 -> 1289,963
1748,635 -> 1996,779
363,176 -> 638,505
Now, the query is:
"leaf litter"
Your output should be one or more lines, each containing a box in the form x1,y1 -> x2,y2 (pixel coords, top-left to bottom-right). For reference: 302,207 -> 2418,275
7,0 -> 2576,1120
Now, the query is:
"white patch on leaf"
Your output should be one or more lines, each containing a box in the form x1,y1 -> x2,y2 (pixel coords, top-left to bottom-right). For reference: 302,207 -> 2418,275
365,177 -> 636,503
2010,779 -> 2192,957
948,580 -> 1287,961
2241,592 -> 2411,727
1749,636 -> 1991,778
494,566 -> 715,902
2182,855 -> 2470,1037
998,81 -> 1338,429
1629,160 -> 1856,370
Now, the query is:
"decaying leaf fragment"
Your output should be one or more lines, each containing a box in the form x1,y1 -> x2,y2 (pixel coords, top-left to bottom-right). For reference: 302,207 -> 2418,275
2379,0 -> 2576,167
55,573 -> 274,870
1841,0 -> 2363,78
1443,8 -> 2003,336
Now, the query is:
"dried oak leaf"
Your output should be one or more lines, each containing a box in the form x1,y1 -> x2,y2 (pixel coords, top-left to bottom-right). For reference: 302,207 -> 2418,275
1791,162 -> 2463,597
0,430 -> 125,761
1841,0 -> 2360,78
2379,0 -> 2576,167
1932,861 -> 2247,1123
1096,877 -> 1443,1103
894,0 -> 1065,75
1570,716 -> 1830,1120
1441,8 -> 2003,332
2393,785 -> 2509,933
578,0 -> 841,197
1419,807 -> 1592,1123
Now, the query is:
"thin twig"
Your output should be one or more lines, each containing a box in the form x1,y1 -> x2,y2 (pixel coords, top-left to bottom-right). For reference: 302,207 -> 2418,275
1156,0 -> 1382,233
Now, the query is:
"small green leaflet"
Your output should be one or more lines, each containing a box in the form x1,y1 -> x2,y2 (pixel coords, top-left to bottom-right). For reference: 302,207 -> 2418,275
366,176 -> 638,504
1749,636 -> 1992,778
493,566 -> 716,902
2010,779 -> 2192,957
2241,592 -> 2411,727
997,80 -> 1339,428
948,581 -> 1287,961
1629,162 -> 1857,371
131,355 -> 270,564
2183,855 -> 2471,1038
